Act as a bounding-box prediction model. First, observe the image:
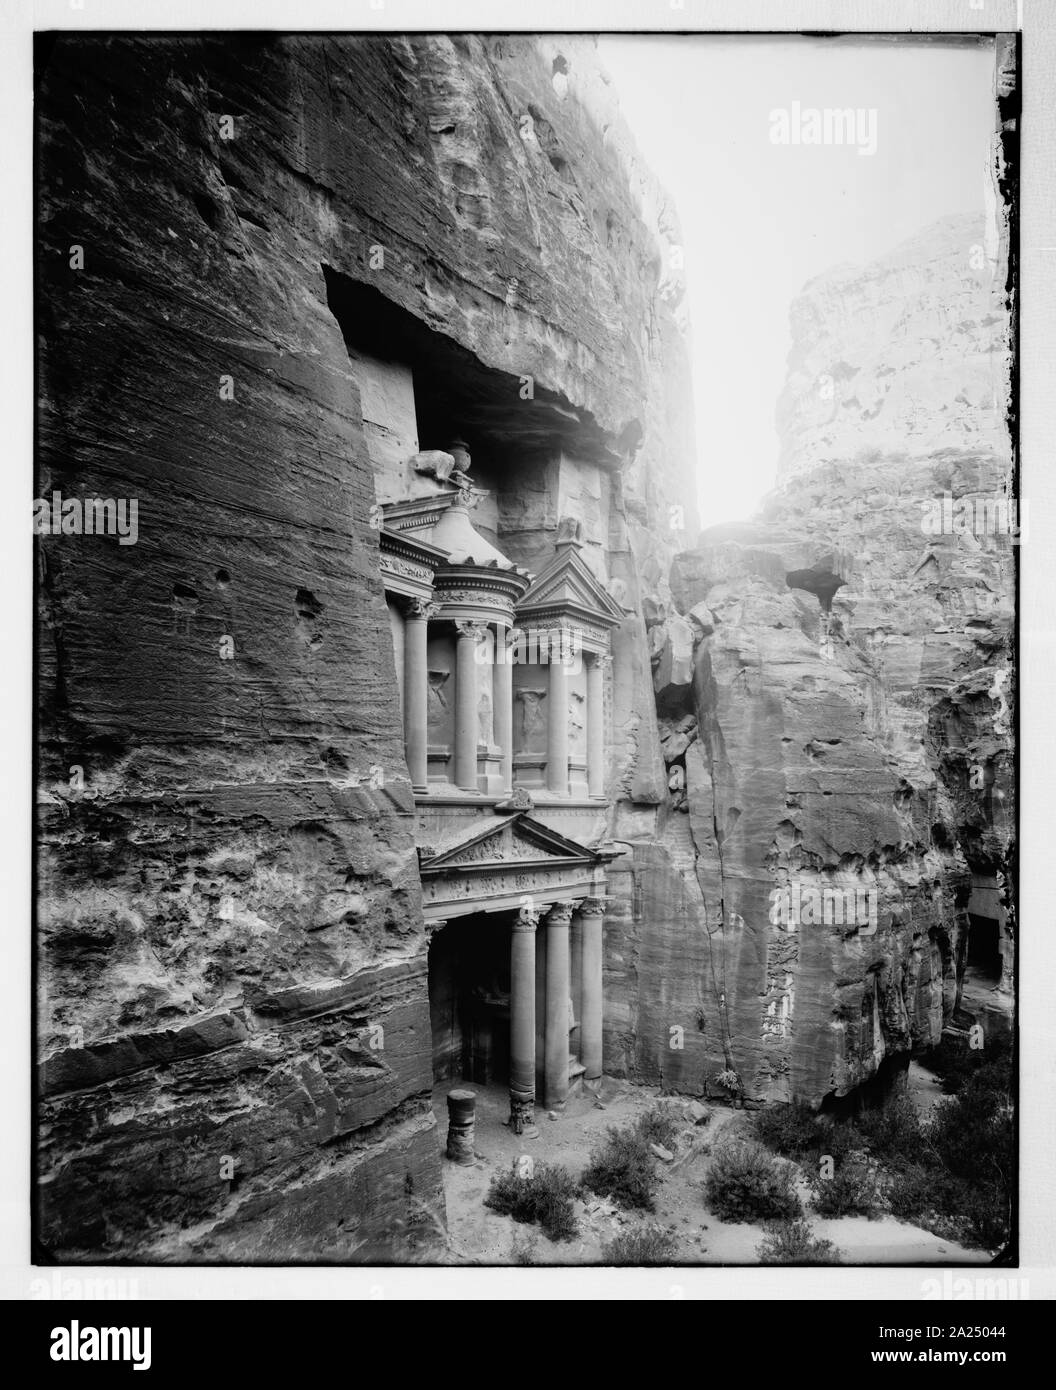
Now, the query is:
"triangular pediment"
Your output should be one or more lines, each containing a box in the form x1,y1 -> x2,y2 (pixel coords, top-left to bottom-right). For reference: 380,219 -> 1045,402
516,544 -> 625,626
419,812 -> 601,872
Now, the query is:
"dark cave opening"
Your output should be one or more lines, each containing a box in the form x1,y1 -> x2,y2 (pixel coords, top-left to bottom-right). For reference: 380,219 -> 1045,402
785,550 -> 851,613
966,912 -> 1003,985
785,563 -> 846,612
321,265 -> 625,470
820,1051 -> 911,1119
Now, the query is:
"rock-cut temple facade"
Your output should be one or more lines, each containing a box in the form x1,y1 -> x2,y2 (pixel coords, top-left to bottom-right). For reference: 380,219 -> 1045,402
34,33 -> 1014,1262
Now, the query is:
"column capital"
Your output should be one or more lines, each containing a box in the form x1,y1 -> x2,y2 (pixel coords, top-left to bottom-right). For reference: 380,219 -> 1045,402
591,652 -> 614,671
407,598 -> 441,620
577,897 -> 606,918
545,901 -> 574,928
514,905 -> 539,932
455,620 -> 489,643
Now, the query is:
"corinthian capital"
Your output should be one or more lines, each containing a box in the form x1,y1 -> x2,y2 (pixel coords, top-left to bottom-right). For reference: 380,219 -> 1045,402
455,621 -> 489,643
546,901 -> 574,928
514,904 -> 539,932
578,897 -> 606,918
408,598 -> 441,620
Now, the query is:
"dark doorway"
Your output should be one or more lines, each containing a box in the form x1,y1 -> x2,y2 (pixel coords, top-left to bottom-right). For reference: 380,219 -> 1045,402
427,915 -> 512,1087
967,913 -> 1003,984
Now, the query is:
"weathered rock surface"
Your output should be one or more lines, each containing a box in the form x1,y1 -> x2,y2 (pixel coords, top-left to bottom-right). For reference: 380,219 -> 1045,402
608,206 -> 1015,1106
775,212 -> 1010,483
35,34 -> 694,1259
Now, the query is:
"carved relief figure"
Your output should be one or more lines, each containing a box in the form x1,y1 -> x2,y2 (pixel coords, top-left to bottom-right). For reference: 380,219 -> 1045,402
568,689 -> 586,752
478,689 -> 493,747
517,689 -> 546,736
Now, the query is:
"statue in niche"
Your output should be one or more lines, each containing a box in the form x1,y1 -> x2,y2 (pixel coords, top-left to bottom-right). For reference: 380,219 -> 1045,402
427,669 -> 450,715
568,690 -> 585,748
517,688 -> 547,737
478,689 -> 493,746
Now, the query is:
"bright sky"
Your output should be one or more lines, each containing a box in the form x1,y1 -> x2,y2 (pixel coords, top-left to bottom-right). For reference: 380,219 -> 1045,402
598,34 -> 997,526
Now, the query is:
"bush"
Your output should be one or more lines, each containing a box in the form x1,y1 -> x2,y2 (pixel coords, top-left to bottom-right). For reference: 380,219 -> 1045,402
886,1163 -> 943,1221
704,1141 -> 802,1223
485,1163 -> 579,1243
754,1100 -> 821,1157
602,1224 -> 679,1265
879,1086 -> 1012,1252
635,1103 -> 682,1151
815,1118 -> 866,1165
855,1094 -> 922,1170
886,1167 -> 1009,1251
810,1162 -> 880,1218
928,1081 -> 1013,1191
925,1033 -> 1013,1096
582,1124 -> 660,1212
757,1219 -> 841,1265
961,1182 -> 1011,1251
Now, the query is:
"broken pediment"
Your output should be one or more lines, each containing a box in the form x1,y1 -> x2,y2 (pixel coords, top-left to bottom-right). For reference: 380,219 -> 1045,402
516,541 -> 626,642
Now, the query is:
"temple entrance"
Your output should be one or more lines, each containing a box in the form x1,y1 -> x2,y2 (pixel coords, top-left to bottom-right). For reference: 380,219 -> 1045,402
428,915 -> 512,1088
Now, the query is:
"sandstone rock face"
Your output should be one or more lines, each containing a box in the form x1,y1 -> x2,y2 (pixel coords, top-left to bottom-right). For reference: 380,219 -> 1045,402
775,212 -> 1010,483
611,208 -> 1014,1106
36,35 -> 694,1259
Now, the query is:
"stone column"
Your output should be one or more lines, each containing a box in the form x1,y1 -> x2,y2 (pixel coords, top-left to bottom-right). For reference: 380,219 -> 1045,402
544,901 -> 573,1108
546,636 -> 569,795
445,1089 -> 477,1165
454,622 -> 484,791
509,905 -> 539,1135
586,653 -> 606,799
494,625 -> 514,795
403,600 -> 434,794
578,897 -> 605,1081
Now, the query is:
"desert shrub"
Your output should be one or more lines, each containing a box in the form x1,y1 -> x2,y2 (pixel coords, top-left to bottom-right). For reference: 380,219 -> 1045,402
814,1119 -> 866,1165
886,1166 -> 1009,1251
602,1224 -> 679,1265
927,1082 -> 1013,1191
880,1090 -> 1012,1252
855,1094 -> 922,1170
757,1219 -> 841,1265
485,1163 -> 578,1243
960,1182 -> 1011,1251
582,1124 -> 660,1212
712,1068 -> 743,1098
754,1100 -> 821,1157
703,1141 -> 802,1223
925,1033 -> 1013,1096
809,1162 -> 880,1218
924,1084 -> 1012,1251
886,1163 -> 942,1220
635,1103 -> 682,1151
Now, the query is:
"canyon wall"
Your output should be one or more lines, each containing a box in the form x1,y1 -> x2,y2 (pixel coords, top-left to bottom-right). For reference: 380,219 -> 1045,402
616,203 -> 1015,1106
35,34 -> 694,1261
34,31 -> 1014,1263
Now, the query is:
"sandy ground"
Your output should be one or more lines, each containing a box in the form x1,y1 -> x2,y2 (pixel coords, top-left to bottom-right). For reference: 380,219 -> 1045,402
907,1058 -> 948,1118
431,1077 -> 984,1267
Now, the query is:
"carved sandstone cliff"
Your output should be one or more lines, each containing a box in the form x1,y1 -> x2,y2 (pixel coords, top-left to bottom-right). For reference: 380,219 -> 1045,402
35,35 -> 694,1260
618,208 -> 1015,1107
